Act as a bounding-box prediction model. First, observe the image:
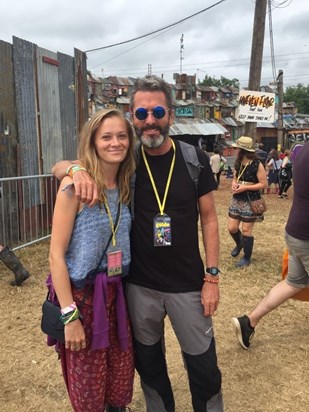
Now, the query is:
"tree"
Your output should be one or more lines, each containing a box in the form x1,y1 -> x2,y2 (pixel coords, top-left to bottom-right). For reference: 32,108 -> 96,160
198,74 -> 240,89
284,83 -> 309,114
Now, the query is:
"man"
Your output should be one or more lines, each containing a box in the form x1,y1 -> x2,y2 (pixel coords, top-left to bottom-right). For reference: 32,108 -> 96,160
232,140 -> 309,350
210,148 -> 227,189
53,75 -> 223,412
255,143 -> 267,168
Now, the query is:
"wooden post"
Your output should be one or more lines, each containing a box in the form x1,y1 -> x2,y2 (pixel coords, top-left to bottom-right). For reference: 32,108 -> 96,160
244,0 -> 268,142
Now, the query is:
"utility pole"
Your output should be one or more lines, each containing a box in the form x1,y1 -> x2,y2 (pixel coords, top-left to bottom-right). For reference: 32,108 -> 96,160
244,0 -> 267,141
277,69 -> 284,149
180,34 -> 184,74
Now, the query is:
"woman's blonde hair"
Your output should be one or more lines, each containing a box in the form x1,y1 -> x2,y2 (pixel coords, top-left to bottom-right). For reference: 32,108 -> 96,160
78,109 -> 136,205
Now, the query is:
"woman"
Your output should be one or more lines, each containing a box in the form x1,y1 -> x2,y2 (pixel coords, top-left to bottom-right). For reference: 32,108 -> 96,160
228,136 -> 267,267
266,149 -> 282,194
48,109 -> 135,412
278,149 -> 292,198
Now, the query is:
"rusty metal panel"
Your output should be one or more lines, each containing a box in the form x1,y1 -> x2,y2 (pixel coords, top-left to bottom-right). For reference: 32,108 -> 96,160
36,47 -> 62,173
0,41 -> 19,242
74,48 -> 88,140
12,36 -> 40,177
0,40 -> 18,178
58,52 -> 77,159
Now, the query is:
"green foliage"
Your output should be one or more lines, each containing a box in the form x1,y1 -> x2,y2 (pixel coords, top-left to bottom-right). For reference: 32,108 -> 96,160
198,74 -> 240,88
284,83 -> 309,114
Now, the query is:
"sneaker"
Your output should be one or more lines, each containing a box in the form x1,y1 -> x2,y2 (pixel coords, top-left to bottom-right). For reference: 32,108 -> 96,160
231,315 -> 255,349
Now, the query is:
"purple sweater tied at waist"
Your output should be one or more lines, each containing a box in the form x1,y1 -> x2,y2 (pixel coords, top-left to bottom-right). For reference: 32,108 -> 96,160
45,273 -> 129,351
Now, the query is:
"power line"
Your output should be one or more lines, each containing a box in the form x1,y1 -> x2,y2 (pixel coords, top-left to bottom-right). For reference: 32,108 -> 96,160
90,53 -> 309,75
84,0 -> 227,53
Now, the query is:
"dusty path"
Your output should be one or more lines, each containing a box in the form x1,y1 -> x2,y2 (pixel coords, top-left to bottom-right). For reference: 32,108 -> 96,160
0,178 -> 308,411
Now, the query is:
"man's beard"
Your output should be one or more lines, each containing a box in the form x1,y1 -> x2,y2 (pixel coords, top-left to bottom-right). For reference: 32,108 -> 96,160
134,124 -> 170,149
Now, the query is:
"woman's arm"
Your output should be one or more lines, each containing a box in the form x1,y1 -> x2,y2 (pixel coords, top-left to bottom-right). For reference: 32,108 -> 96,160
49,176 -> 86,350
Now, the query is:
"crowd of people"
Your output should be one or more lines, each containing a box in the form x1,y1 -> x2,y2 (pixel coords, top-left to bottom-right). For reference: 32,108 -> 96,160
2,74 -> 307,412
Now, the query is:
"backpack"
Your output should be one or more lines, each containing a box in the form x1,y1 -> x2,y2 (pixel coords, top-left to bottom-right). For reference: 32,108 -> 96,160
130,140 -> 203,219
219,156 -> 225,172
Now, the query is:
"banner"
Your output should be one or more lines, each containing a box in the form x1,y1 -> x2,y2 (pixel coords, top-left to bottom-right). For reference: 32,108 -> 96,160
236,90 -> 275,123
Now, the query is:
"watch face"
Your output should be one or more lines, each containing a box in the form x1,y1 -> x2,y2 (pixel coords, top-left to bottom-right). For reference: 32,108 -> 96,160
206,267 -> 220,275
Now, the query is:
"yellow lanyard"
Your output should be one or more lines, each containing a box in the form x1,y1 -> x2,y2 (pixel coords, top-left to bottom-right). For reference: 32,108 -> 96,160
237,161 -> 250,182
141,140 -> 176,216
104,201 -> 122,247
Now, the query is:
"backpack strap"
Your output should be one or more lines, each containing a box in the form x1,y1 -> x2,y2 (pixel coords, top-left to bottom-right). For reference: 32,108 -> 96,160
130,143 -> 141,220
178,140 -> 203,192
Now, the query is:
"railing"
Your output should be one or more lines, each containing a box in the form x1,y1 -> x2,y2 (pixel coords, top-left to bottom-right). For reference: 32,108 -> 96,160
0,175 -> 59,251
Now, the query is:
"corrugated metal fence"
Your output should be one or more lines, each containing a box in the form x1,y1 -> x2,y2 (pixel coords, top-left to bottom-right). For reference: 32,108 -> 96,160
0,36 -> 88,248
0,175 -> 59,250
0,36 -> 87,178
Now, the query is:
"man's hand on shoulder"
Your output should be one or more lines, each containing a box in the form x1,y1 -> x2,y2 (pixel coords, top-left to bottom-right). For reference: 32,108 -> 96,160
72,170 -> 98,207
52,160 -> 99,207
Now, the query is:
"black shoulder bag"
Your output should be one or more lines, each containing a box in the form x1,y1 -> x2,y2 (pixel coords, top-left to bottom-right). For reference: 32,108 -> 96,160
41,203 -> 120,343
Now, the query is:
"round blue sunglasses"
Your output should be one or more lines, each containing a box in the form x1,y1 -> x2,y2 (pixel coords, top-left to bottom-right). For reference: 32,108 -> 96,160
134,106 -> 170,121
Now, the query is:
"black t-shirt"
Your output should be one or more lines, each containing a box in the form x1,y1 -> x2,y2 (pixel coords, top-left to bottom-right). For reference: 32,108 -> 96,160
128,140 -> 217,293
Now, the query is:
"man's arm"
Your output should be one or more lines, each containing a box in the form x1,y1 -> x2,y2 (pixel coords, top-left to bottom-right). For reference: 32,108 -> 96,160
52,160 -> 99,206
198,191 -> 220,317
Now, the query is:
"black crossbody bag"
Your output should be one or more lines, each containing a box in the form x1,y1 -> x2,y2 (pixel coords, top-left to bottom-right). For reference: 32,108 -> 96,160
41,203 -> 120,343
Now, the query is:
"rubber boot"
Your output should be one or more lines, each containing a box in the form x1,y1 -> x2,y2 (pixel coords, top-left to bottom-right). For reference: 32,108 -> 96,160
230,230 -> 243,257
0,247 -> 30,286
105,407 -> 128,412
266,187 -> 270,194
235,236 -> 254,268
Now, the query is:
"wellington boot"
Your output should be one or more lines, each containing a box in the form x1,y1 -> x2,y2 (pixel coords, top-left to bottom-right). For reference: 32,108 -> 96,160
230,230 -> 243,257
0,247 -> 30,286
105,406 -> 130,412
235,236 -> 254,268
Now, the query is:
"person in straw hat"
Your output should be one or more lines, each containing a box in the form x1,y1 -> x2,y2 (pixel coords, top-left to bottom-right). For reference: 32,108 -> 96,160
228,136 -> 267,267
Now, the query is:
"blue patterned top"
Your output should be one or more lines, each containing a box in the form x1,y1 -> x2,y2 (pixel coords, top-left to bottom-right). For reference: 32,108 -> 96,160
65,188 -> 131,288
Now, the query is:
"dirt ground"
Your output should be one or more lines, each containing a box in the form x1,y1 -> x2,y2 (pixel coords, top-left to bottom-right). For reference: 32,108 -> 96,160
0,178 -> 308,412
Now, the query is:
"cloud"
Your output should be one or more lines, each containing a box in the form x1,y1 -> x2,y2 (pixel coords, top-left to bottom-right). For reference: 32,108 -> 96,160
1,0 -> 308,87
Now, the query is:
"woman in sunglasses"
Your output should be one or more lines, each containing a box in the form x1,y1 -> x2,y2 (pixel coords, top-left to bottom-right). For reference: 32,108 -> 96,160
48,109 -> 135,412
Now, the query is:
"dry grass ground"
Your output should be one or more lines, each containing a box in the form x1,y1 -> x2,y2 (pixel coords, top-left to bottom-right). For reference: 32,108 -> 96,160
0,177 -> 308,412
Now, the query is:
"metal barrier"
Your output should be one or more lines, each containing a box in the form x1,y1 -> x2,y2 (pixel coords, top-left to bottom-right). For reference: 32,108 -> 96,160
0,175 -> 59,251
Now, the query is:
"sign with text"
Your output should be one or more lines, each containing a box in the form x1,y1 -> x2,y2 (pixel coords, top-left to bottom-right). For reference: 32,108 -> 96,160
175,106 -> 194,117
236,90 -> 275,123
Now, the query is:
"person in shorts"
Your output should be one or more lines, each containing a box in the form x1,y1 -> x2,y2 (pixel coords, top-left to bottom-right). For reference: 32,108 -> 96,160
231,141 -> 309,349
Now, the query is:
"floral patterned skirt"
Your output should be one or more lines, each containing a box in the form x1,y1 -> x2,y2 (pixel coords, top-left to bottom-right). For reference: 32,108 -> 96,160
228,196 -> 264,223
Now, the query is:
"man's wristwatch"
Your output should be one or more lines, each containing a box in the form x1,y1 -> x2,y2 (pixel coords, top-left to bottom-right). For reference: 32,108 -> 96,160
205,267 -> 221,276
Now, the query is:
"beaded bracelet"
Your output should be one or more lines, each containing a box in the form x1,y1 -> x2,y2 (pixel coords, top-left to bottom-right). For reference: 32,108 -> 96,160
61,308 -> 80,325
203,277 -> 219,284
66,165 -> 87,179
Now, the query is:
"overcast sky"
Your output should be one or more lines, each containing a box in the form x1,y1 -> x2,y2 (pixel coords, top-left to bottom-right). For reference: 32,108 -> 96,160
1,0 -> 308,88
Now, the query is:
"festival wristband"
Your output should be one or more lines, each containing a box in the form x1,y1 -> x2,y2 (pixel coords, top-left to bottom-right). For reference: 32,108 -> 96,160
66,165 -> 87,178
61,302 -> 77,315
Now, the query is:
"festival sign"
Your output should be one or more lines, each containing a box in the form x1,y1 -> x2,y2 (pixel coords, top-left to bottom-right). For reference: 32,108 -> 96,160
236,90 -> 275,123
